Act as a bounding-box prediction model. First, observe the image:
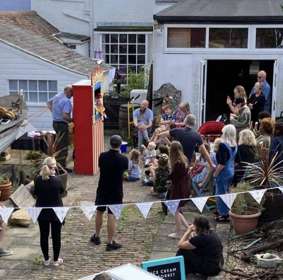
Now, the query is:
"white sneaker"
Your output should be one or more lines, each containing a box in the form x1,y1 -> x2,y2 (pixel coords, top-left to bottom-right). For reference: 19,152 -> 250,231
168,233 -> 180,239
43,258 -> 51,266
54,258 -> 63,267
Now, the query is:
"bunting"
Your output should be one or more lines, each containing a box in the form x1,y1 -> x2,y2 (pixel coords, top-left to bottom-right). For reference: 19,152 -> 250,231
220,193 -> 237,209
164,200 -> 180,215
249,189 -> 267,204
27,207 -> 42,223
191,197 -> 209,213
0,207 -> 14,224
53,207 -> 70,223
136,202 -> 153,219
108,204 -> 125,220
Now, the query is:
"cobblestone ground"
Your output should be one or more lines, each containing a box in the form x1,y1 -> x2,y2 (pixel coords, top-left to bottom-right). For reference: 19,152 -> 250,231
1,174 -> 165,280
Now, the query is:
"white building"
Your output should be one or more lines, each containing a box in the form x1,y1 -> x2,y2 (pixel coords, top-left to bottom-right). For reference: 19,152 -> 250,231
153,0 -> 283,123
31,0 -> 179,76
0,11 -> 97,130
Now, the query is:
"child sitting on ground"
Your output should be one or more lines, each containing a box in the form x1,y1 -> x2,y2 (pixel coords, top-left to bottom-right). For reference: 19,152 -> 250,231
152,153 -> 170,198
125,149 -> 141,182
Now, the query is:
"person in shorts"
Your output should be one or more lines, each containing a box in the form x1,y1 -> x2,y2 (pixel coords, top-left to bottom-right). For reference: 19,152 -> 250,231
90,135 -> 129,251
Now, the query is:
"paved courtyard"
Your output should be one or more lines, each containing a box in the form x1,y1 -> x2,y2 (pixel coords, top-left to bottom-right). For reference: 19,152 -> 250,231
1,174 -> 166,280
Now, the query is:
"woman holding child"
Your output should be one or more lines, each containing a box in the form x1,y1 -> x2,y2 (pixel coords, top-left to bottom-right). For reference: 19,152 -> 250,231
168,141 -> 191,238
213,124 -> 237,222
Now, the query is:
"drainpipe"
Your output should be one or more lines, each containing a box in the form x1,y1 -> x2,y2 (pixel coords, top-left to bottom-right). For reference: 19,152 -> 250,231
89,0 -> 95,58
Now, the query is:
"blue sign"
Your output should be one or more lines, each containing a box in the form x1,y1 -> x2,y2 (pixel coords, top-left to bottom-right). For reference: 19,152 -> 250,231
142,256 -> 186,280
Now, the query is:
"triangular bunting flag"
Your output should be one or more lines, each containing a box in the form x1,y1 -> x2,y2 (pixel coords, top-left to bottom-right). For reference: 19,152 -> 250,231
220,193 -> 237,209
108,204 -> 125,220
80,205 -> 97,221
53,207 -> 70,223
27,207 -> 42,223
164,200 -> 180,215
249,189 -> 267,204
136,202 -> 153,219
0,207 -> 14,224
191,197 -> 208,213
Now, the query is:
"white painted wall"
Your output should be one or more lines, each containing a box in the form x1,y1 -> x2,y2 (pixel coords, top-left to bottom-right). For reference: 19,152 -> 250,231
0,42 -> 86,130
31,0 -> 90,36
153,29 -> 283,123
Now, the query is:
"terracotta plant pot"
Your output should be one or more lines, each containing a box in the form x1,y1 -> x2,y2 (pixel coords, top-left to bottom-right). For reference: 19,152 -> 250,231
0,180 -> 12,201
229,210 -> 261,235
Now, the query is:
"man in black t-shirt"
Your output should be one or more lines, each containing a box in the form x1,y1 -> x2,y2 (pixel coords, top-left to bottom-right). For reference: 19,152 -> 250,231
90,135 -> 129,251
160,114 -> 213,167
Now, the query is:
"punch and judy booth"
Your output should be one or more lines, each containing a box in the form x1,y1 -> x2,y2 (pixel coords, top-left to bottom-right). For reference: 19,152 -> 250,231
73,65 -> 114,175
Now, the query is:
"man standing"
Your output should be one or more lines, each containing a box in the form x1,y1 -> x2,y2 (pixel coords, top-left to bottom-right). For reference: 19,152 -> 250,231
160,114 -> 214,167
250,70 -> 271,113
47,86 -> 73,169
90,135 -> 128,251
133,100 -> 153,148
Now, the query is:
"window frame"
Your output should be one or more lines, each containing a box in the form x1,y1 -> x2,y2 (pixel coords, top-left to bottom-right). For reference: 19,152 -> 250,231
8,79 -> 58,106
255,26 -> 283,49
164,24 -> 252,53
167,27 -> 207,49
98,31 -> 151,79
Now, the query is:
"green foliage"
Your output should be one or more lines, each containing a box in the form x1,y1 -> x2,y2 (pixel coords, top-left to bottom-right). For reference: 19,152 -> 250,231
124,70 -> 147,96
0,174 -> 9,184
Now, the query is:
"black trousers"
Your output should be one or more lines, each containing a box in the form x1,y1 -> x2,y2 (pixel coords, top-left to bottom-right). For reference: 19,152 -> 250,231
176,249 -> 221,277
53,121 -> 69,168
38,220 -> 62,261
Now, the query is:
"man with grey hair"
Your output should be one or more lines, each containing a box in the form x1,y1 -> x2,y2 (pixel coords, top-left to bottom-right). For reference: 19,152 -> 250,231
133,100 -> 153,148
159,114 -> 213,167
47,85 -> 73,168
250,70 -> 271,113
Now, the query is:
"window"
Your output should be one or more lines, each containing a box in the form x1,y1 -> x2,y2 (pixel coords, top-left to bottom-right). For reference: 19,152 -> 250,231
167,28 -> 206,48
209,28 -> 248,48
102,33 -> 147,78
256,28 -> 283,48
9,80 -> 58,104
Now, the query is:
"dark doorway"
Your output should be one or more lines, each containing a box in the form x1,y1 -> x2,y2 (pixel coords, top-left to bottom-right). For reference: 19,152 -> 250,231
205,60 -> 274,121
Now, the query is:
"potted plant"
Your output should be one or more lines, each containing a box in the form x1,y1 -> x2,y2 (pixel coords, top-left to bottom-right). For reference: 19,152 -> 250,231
0,174 -> 12,201
229,183 -> 261,235
233,150 -> 283,227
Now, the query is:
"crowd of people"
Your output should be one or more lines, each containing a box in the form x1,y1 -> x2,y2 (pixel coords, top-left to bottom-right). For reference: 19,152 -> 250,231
2,69 -> 283,278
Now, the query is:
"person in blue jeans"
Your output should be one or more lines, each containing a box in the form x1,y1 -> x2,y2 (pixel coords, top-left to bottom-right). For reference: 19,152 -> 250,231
213,124 -> 237,222
126,149 -> 141,182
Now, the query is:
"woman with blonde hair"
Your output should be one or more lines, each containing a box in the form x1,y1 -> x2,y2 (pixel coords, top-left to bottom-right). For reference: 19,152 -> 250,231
34,157 -> 65,266
168,141 -> 191,238
234,129 -> 257,187
227,86 -> 251,131
213,125 -> 237,222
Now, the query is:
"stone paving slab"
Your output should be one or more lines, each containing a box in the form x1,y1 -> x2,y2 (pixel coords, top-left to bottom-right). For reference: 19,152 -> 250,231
1,173 -> 164,280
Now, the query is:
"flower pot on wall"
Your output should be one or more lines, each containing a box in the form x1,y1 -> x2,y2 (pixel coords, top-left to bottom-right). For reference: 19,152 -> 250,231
0,179 -> 12,201
229,211 -> 261,235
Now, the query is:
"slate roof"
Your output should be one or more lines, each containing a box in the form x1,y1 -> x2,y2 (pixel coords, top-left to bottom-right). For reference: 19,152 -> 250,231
154,0 -> 283,23
0,11 -> 96,76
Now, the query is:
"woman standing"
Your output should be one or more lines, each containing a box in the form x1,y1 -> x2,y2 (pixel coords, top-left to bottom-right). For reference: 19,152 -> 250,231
34,157 -> 64,266
177,216 -> 223,277
234,129 -> 257,186
227,86 -> 251,132
168,141 -> 191,238
248,82 -> 266,126
214,125 -> 237,222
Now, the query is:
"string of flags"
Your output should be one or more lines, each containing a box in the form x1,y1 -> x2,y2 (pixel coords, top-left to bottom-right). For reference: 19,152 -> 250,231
0,186 -> 282,224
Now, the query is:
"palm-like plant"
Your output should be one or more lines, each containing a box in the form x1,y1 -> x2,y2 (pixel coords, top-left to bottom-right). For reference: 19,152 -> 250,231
243,147 -> 283,188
